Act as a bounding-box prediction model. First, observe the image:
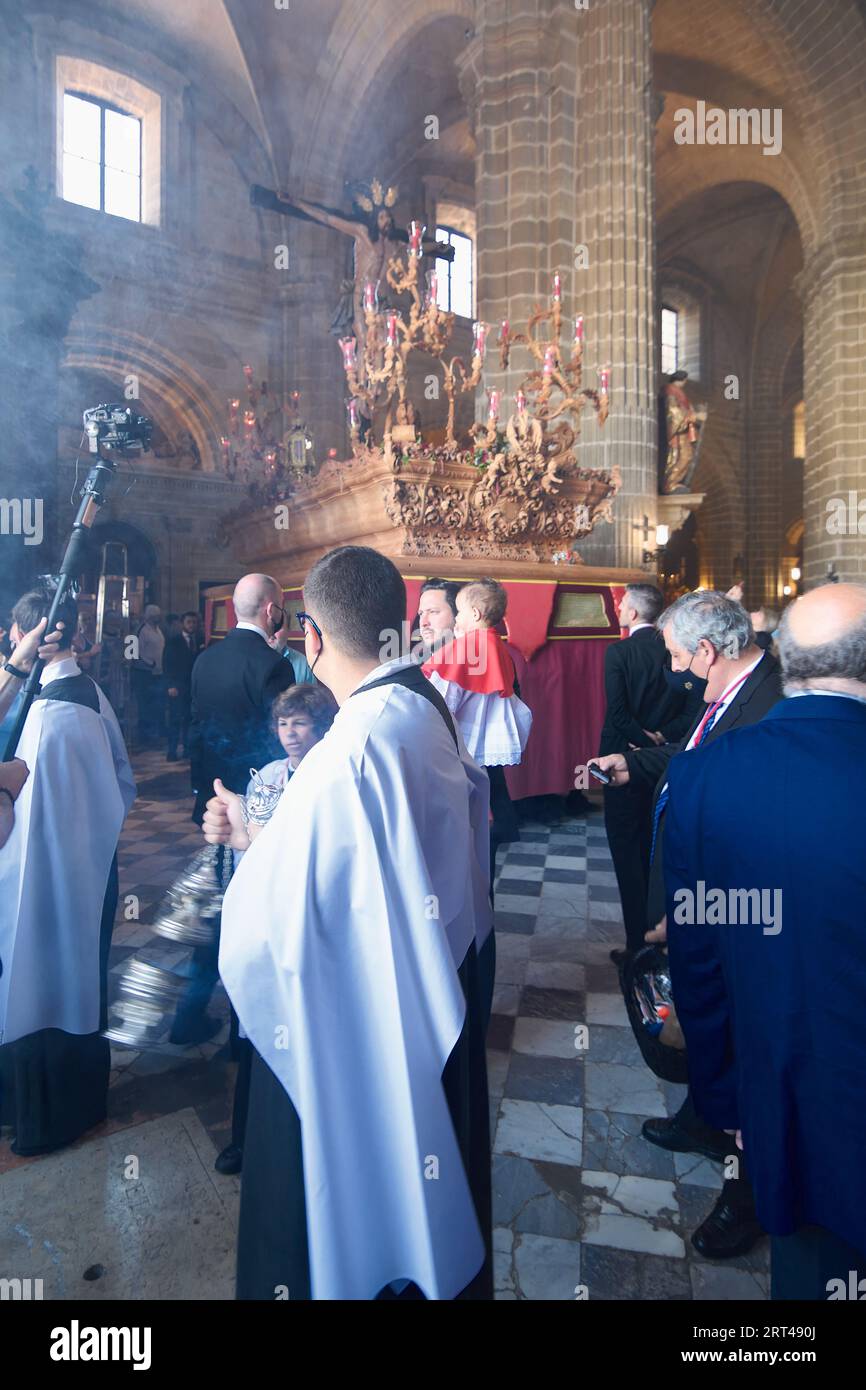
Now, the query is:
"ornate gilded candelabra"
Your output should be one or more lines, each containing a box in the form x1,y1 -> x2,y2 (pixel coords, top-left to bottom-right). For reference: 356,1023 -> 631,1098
220,370 -> 315,485
337,240 -> 611,476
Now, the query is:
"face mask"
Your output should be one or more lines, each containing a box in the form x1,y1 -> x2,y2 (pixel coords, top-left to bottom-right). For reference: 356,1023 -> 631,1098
664,654 -> 708,698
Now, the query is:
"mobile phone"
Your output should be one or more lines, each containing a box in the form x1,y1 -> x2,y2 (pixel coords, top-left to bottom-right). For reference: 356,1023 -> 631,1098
588,762 -> 612,786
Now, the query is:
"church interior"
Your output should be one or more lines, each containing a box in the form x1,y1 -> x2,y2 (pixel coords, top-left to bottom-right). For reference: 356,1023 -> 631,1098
1,0 -> 865,1316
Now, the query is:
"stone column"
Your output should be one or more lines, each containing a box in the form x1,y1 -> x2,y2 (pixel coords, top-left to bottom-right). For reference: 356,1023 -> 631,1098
797,234 -> 866,587
460,0 -> 658,569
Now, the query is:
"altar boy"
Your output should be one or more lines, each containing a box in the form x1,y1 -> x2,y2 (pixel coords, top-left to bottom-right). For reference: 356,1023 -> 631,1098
0,587 -> 135,1154
423,578 -> 532,859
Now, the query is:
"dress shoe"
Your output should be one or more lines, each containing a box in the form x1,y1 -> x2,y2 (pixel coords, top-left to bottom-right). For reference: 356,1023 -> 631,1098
691,1191 -> 764,1260
214,1144 -> 243,1175
642,1113 -> 730,1163
168,1014 -> 223,1046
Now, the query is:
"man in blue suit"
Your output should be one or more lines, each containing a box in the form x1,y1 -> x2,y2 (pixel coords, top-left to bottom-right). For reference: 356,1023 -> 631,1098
664,582 -> 866,1299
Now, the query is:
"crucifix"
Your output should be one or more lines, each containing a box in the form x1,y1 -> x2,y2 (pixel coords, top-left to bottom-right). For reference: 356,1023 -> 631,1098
251,179 -> 454,365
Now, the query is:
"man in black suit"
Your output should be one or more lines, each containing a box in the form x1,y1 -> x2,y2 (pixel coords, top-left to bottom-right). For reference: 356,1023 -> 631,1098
173,574 -> 299,1044
189,575 -> 299,824
592,590 -> 783,1260
598,584 -> 696,959
164,611 -> 202,762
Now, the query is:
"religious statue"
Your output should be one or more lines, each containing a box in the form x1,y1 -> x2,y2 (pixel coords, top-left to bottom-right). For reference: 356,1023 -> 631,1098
660,370 -> 706,493
250,178 -> 454,368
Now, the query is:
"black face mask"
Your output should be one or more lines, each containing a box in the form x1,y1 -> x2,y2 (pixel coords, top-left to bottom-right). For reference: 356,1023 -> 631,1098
664,656 -> 707,698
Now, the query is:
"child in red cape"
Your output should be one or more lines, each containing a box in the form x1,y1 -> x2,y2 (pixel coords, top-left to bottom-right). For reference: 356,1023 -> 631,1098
423,579 -> 532,877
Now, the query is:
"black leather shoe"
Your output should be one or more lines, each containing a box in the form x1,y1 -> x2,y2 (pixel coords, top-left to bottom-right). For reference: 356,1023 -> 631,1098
642,1114 -> 730,1163
214,1144 -> 243,1175
691,1193 -> 764,1260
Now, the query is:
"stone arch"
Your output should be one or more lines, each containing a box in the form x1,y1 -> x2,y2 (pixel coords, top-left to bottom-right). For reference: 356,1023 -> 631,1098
291,0 -> 474,194
62,331 -> 227,473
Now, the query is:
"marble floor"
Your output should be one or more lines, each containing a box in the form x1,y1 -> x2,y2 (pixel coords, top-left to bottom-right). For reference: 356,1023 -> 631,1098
0,750 -> 770,1300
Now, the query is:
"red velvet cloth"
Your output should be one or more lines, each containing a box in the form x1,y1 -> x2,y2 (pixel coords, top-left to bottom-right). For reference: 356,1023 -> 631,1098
504,637 -> 610,798
610,585 -> 628,638
403,578 -> 424,632
502,581 -> 558,661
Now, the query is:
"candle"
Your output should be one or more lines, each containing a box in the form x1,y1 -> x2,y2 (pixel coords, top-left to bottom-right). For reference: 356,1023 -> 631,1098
598,366 -> 610,396
473,321 -> 488,358
243,408 -> 256,434
408,220 -> 426,257
339,337 -> 357,373
552,272 -> 562,302
488,388 -> 501,421
573,314 -> 584,344
243,364 -> 253,382
363,280 -> 378,312
426,269 -> 438,306
543,346 -> 557,378
220,435 -> 231,461
515,388 -> 527,414
386,311 -> 399,347
347,398 -> 360,431
500,319 -> 509,342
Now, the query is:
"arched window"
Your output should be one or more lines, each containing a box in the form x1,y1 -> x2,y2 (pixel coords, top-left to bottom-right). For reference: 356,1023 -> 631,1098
659,284 -> 703,381
434,202 -> 475,319
792,399 -> 805,459
56,57 -> 161,225
660,306 -> 679,376
62,92 -> 141,221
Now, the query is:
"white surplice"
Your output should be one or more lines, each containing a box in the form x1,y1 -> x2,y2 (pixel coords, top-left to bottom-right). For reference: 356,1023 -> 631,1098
219,656 -> 493,1300
424,670 -> 533,766
0,658 -> 136,1045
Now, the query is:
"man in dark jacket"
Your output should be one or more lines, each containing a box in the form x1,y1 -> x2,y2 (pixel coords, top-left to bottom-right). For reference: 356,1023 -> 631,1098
174,574 -> 298,1043
598,585 -> 695,959
189,576 -> 298,823
164,611 -> 202,762
664,582 -> 866,1298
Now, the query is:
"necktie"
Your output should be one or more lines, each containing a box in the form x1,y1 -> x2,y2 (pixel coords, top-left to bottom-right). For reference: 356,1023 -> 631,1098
649,700 -> 723,863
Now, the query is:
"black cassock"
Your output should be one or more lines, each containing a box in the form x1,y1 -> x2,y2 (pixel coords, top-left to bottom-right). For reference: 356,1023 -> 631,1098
0,676 -> 120,1155
236,937 -> 493,1301
0,860 -> 116,1155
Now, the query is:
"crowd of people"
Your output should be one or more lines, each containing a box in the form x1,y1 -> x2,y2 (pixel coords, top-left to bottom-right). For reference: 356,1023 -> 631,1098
589,580 -> 866,1300
1,550 -> 863,1301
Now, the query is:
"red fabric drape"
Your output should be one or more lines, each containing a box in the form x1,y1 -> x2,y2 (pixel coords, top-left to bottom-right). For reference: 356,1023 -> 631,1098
403,578 -> 424,632
610,585 -> 627,638
502,582 -> 558,661
505,637 -> 610,798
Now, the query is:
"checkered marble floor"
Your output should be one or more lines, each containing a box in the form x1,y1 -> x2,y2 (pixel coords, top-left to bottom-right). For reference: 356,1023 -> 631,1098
8,750 -> 770,1299
487,814 -> 769,1301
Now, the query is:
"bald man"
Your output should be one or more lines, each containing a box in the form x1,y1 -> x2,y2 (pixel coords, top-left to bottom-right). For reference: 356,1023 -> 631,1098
663,583 -> 866,1300
176,575 -> 300,1043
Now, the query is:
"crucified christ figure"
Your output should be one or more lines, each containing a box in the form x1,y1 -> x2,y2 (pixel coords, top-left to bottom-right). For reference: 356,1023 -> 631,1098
251,182 -> 454,357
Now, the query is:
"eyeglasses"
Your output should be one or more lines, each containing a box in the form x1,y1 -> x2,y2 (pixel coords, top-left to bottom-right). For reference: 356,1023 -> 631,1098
296,611 -> 322,640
